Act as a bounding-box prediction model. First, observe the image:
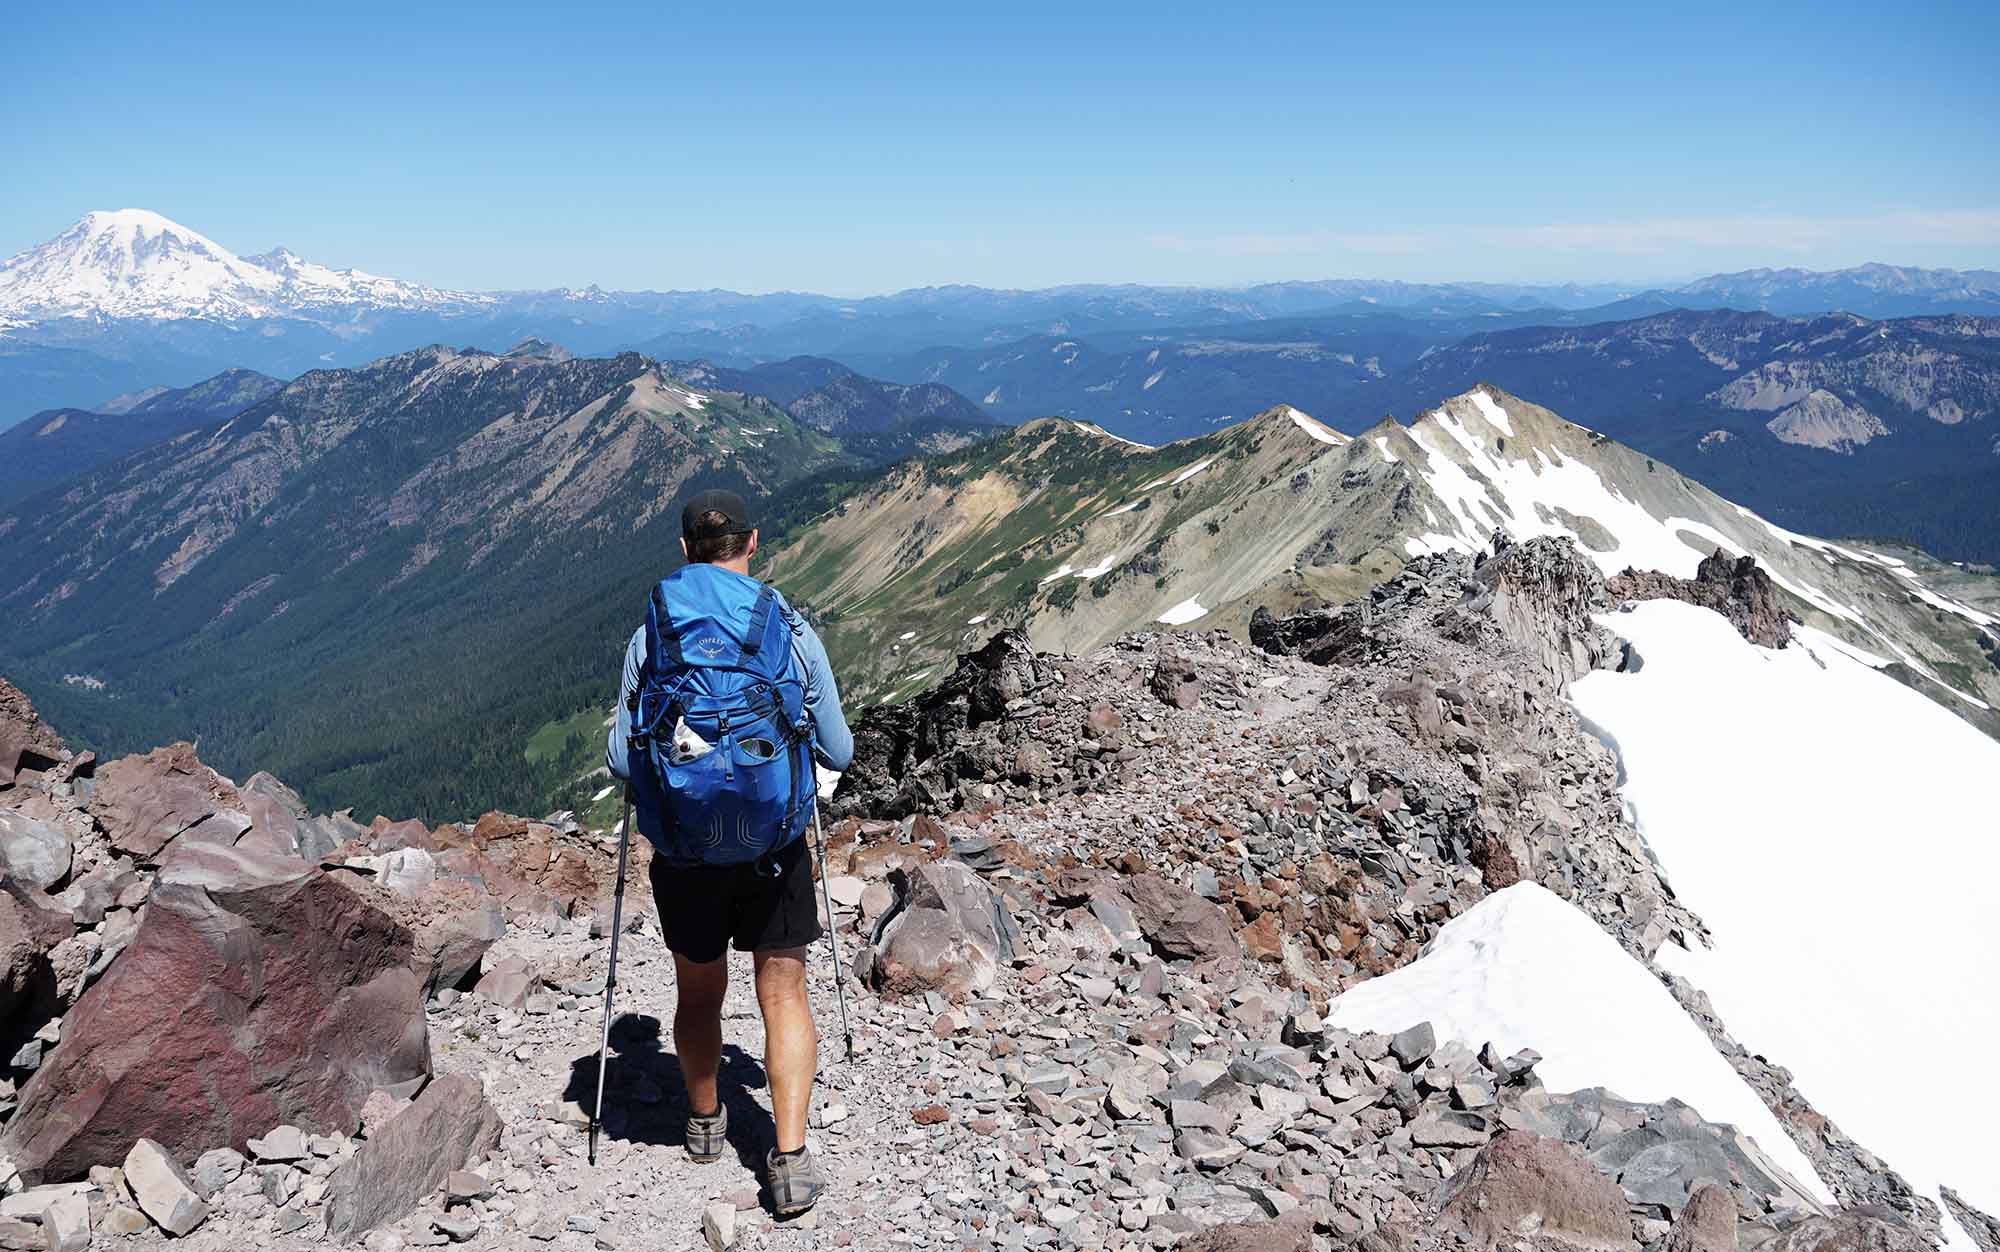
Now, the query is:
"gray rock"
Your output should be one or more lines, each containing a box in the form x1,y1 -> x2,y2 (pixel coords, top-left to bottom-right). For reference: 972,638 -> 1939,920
378,848 -> 436,897
42,1192 -> 88,1252
323,1075 -> 503,1240
1409,1112 -> 1491,1148
433,1211 -> 480,1243
123,1139 -> 209,1237
702,1199 -> 736,1251
1388,1021 -> 1437,1068
0,814 -> 70,893
248,1124 -> 309,1162
870,861 -> 1017,1001
191,1148 -> 246,1198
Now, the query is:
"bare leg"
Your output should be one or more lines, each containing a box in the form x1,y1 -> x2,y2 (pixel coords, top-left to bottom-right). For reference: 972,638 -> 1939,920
673,953 -> 729,1116
754,947 -> 817,1153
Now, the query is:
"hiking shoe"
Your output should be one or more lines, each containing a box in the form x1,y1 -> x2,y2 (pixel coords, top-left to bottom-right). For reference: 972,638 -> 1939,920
766,1145 -> 823,1217
685,1104 -> 727,1163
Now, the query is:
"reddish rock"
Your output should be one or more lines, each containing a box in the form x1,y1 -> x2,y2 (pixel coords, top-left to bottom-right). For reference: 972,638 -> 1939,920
1176,1211 -> 1313,1252
87,743 -> 247,861
1608,550 -> 1794,649
1238,911 -> 1285,964
1122,872 -> 1239,962
1665,1183 -> 1739,1252
367,816 -> 433,852
432,811 -> 604,918
1,841 -> 430,1183
911,1104 -> 950,1126
1435,1131 -> 1636,1251
1148,654 -> 1202,710
0,679 -> 66,788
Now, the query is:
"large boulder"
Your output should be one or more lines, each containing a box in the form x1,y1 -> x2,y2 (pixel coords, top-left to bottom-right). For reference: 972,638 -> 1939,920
0,679 -> 65,789
86,743 -> 248,861
1665,1183 -> 1738,1252
868,861 -> 1016,1001
0,879 -> 72,1043
235,771 -> 309,859
1435,1130 -> 1638,1251
1122,873 -> 1239,962
1,841 -> 430,1182
0,812 -> 72,891
322,1074 -> 502,1241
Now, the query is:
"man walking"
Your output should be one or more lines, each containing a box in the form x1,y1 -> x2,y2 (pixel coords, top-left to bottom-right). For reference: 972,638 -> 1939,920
606,488 -> 852,1216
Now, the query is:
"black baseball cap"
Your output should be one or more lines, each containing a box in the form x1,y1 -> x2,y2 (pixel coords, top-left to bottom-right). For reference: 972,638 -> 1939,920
682,489 -> 755,540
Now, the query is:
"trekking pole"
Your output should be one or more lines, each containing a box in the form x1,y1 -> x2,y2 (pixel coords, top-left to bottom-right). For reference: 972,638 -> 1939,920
809,802 -> 856,1062
588,790 -> 635,1166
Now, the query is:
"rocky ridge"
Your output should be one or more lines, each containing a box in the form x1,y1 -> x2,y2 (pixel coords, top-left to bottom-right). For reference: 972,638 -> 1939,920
0,534 -> 1987,1251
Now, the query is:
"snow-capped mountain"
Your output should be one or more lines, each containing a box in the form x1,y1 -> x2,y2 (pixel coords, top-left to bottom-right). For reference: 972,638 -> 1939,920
0,209 -> 485,323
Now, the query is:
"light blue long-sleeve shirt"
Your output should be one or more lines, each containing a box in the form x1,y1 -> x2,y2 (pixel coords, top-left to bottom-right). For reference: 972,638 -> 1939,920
605,566 -> 852,849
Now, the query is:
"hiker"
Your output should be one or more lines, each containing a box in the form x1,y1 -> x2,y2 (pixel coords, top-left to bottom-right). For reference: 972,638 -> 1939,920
606,488 -> 853,1216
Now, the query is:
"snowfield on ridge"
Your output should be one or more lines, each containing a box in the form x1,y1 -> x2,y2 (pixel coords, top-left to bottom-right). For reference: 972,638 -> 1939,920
1572,600 -> 2000,1249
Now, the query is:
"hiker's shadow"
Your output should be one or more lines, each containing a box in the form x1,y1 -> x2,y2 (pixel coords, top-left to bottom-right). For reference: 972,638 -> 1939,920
565,1013 -> 776,1178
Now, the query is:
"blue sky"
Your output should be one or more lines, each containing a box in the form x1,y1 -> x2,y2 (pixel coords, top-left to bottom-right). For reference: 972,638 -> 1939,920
4,0 -> 1996,294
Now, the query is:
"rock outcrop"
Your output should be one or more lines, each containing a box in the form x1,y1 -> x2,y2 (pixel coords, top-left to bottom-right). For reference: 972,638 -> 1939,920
1434,1130 -> 1638,1250
1608,549 -> 1795,648
86,742 -> 250,861
0,679 -> 65,789
831,629 -> 1069,819
2,841 -> 430,1182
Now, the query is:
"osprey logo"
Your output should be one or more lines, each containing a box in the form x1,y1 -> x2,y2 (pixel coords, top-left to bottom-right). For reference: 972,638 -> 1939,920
691,634 -> 730,660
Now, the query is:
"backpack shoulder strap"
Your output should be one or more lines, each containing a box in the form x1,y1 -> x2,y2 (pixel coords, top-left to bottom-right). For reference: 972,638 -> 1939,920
738,584 -> 777,660
645,579 -> 686,675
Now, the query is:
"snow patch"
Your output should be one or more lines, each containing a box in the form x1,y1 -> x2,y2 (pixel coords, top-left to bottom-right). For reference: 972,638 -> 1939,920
1327,881 -> 1829,1203
966,613 -> 989,626
1157,597 -> 1208,626
1372,435 -> 1399,463
1286,406 -> 1348,446
1572,601 -> 2000,1244
1142,458 -> 1216,491
898,631 -> 915,641
1468,389 -> 1515,437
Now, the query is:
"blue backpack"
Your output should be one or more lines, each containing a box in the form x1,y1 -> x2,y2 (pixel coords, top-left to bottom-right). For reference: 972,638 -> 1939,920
627,566 -> 813,866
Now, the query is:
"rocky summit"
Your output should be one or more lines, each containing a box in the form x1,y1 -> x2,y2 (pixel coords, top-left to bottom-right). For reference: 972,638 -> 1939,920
0,529 -> 1994,1251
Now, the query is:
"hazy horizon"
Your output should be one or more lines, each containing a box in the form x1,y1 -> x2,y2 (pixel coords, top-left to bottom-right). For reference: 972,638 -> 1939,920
6,1 -> 1995,294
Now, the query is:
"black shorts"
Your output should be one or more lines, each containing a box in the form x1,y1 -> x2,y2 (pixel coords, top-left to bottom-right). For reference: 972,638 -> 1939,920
649,837 -> 822,964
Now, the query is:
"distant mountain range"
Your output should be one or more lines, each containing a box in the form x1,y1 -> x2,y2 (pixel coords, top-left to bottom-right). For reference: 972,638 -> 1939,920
10,349 -> 1993,828
1338,311 -> 2000,564
6,208 -> 2000,426
0,367 -> 285,504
